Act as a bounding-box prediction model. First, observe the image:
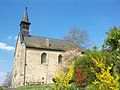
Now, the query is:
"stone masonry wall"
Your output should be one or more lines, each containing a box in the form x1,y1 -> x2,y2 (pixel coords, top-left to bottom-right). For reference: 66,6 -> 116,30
25,48 -> 63,85
12,35 -> 26,87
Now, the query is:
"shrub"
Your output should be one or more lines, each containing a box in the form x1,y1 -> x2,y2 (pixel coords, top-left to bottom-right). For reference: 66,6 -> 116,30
86,84 -> 97,90
0,86 -> 3,90
75,67 -> 87,87
91,56 -> 119,90
73,50 -> 106,84
53,62 -> 74,89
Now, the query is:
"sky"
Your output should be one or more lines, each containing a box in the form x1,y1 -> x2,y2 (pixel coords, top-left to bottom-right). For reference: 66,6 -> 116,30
0,0 -> 120,85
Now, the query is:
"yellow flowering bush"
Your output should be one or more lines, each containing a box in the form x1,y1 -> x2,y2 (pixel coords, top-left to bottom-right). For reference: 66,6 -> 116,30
54,62 -> 74,89
91,56 -> 119,90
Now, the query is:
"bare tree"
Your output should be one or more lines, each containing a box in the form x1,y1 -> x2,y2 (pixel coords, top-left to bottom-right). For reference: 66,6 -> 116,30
2,72 -> 12,87
64,27 -> 89,48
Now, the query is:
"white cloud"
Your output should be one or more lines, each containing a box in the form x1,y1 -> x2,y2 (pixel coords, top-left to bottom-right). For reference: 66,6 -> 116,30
0,59 -> 5,63
0,42 -> 15,52
0,72 -> 6,85
8,36 -> 12,40
14,36 -> 18,40
8,35 -> 18,41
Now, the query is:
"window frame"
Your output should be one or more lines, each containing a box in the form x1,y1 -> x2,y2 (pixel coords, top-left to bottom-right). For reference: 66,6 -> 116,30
58,54 -> 62,63
41,53 -> 47,64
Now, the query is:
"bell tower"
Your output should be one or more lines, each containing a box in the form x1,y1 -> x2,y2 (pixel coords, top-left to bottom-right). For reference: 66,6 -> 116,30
20,7 -> 31,36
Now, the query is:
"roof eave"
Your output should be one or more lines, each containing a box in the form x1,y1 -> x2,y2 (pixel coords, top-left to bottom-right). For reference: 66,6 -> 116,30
26,46 -> 65,52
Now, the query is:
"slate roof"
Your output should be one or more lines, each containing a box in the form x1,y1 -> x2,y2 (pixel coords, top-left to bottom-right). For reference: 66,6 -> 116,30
23,35 -> 82,51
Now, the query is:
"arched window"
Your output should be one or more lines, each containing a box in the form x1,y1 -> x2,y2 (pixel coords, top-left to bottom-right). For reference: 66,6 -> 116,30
41,53 -> 47,64
58,54 -> 62,63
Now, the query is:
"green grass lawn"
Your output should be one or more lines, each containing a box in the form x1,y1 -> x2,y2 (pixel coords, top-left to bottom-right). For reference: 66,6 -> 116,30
18,84 -> 54,90
18,84 -> 78,90
17,84 -> 86,90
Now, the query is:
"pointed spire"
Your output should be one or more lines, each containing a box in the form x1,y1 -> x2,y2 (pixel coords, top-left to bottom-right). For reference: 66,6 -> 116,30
20,7 -> 31,36
22,7 -> 29,22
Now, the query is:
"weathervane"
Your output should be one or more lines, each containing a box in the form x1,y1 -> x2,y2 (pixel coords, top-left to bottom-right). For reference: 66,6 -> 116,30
22,0 -> 30,10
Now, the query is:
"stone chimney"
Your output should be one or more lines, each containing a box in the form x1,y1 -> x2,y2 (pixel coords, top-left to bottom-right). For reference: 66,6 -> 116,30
46,38 -> 50,46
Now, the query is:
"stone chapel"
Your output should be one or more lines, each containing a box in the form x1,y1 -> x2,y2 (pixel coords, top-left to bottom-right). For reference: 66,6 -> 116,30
12,7 -> 83,87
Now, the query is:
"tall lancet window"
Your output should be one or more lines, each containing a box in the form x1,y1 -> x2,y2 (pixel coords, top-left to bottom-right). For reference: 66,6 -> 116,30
58,54 -> 62,63
41,53 -> 47,64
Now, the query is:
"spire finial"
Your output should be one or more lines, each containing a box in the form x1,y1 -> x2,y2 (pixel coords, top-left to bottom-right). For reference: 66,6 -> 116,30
22,7 -> 29,22
25,7 -> 27,11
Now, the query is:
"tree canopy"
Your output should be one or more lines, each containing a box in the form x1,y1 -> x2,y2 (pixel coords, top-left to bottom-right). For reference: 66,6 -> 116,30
64,27 -> 89,48
103,26 -> 120,51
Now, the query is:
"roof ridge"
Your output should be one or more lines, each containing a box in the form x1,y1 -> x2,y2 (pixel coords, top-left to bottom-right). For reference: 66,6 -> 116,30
29,35 -> 67,42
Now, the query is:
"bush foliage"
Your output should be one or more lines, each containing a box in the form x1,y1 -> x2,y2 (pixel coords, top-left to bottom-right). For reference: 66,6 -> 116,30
52,26 -> 120,90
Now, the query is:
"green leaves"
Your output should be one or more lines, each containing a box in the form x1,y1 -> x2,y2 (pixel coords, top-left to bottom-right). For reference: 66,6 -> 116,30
104,26 -> 120,50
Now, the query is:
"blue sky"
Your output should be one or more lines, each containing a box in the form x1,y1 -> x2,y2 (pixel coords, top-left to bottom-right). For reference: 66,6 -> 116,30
0,0 -> 120,85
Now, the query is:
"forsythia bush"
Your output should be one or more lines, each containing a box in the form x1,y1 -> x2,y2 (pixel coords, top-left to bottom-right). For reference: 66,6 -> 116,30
54,62 -> 74,89
91,56 -> 119,90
